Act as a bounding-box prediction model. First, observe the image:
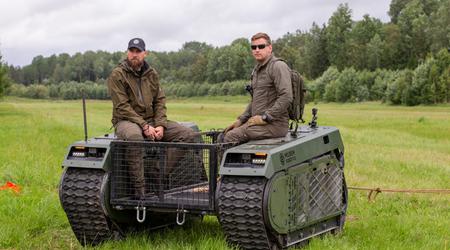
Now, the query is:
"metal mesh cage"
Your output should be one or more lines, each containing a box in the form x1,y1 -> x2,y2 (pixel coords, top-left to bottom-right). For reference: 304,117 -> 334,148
308,165 -> 343,220
288,158 -> 344,227
110,131 -> 232,212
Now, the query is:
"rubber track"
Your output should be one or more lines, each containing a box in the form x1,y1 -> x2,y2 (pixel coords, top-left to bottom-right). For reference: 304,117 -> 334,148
218,176 -> 275,250
60,168 -> 113,246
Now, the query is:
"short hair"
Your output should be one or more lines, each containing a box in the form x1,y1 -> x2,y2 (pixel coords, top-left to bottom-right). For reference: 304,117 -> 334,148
251,32 -> 272,45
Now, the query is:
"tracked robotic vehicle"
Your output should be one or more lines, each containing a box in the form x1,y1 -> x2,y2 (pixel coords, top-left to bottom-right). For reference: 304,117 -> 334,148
59,108 -> 347,249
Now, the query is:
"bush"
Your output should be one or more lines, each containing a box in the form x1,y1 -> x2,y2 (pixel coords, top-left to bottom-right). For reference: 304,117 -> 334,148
197,83 -> 210,96
178,83 -> 196,97
386,69 -> 413,105
93,84 -> 108,99
0,56 -> 10,98
57,82 -> 81,99
310,66 -> 340,101
324,80 -> 338,102
358,70 -> 376,100
24,84 -> 49,99
49,84 -> 60,98
229,80 -> 247,95
208,84 -> 221,96
335,67 -> 359,102
411,61 -> 433,105
372,69 -> 395,102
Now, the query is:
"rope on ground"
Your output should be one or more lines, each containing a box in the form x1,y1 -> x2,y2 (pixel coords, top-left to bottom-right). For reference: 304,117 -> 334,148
347,186 -> 450,202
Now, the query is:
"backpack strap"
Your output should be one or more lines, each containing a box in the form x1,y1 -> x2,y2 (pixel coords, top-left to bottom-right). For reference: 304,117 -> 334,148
266,58 -> 301,136
250,65 -> 257,81
265,58 -> 283,81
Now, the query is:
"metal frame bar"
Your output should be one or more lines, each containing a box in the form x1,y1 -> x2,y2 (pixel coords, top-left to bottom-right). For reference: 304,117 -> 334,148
109,132 -> 232,214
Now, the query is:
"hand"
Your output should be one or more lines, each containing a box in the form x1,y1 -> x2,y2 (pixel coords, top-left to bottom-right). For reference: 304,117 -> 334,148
154,126 -> 164,140
247,115 -> 267,127
143,124 -> 156,140
224,119 -> 243,134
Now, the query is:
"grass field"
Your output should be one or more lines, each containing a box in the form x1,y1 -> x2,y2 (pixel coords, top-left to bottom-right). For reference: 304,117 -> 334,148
0,96 -> 449,250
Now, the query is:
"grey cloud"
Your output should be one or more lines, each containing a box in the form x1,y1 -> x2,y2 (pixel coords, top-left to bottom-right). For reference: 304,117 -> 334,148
0,0 -> 391,66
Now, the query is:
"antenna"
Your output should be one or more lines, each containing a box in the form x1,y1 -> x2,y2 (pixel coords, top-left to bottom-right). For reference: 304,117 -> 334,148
82,91 -> 88,142
309,108 -> 318,129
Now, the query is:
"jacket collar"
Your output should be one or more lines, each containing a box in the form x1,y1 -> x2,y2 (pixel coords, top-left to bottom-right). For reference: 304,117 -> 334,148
254,54 -> 276,72
258,54 -> 274,68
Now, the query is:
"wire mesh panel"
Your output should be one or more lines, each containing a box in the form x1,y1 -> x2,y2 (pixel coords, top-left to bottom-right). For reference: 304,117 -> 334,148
289,174 -> 309,226
110,131 -> 231,212
308,164 -> 343,221
288,157 -> 344,228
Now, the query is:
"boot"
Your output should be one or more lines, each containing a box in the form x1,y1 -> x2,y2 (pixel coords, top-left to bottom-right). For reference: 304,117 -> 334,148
128,147 -> 146,200
134,185 -> 145,200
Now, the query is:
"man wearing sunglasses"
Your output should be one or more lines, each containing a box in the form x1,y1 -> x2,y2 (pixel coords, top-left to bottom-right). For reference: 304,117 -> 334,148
223,32 -> 293,143
107,38 -> 198,198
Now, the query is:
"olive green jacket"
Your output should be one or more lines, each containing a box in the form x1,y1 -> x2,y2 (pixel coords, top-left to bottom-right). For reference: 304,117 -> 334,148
239,55 -> 293,124
107,60 -> 167,129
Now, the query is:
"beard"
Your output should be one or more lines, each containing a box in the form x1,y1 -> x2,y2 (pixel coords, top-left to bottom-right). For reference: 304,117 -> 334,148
128,58 -> 144,71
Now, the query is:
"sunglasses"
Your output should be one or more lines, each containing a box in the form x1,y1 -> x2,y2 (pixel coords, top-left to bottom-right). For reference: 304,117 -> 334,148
251,44 -> 268,50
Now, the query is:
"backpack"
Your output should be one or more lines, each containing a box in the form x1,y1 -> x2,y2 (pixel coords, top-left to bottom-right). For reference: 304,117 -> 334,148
266,59 -> 307,134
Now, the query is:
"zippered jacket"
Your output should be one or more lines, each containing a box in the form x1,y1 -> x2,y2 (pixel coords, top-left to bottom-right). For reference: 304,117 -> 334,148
107,60 -> 167,128
238,54 -> 293,123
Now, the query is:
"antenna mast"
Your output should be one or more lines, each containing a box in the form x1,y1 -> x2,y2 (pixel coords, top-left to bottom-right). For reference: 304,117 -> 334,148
82,92 -> 88,142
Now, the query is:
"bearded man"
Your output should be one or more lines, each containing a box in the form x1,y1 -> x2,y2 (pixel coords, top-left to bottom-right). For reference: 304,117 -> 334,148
107,38 -> 197,197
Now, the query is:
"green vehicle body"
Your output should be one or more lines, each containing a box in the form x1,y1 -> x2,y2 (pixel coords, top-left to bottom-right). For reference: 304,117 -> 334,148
219,126 -> 345,235
220,126 -> 344,178
62,135 -> 113,170
59,119 -> 347,249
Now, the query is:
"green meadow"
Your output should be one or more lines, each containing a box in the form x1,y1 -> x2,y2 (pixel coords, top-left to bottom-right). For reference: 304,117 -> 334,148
0,96 -> 449,249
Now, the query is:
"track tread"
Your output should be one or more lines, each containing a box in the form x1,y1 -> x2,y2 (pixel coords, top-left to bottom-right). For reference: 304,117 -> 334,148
218,176 -> 276,250
60,168 -> 113,246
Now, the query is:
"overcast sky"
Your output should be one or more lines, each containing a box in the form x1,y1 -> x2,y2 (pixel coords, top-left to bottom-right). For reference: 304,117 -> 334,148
0,0 -> 391,66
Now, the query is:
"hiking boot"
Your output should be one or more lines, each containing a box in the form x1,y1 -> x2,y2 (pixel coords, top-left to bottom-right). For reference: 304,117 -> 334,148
134,186 -> 145,200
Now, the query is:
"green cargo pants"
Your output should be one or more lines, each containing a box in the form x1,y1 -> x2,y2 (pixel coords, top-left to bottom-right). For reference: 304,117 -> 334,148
223,121 -> 288,144
115,120 -> 198,197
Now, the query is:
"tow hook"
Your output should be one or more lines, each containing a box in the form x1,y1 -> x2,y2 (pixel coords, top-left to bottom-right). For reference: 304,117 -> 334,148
135,202 -> 146,223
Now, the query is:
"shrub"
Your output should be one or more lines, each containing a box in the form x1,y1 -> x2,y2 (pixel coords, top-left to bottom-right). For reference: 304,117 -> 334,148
24,84 -> 49,99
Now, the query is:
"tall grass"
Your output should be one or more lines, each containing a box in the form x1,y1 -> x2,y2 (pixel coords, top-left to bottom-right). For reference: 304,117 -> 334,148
0,97 -> 449,249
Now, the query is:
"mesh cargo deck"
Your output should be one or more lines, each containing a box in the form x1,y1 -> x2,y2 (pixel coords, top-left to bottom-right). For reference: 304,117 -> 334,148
110,131 -> 232,212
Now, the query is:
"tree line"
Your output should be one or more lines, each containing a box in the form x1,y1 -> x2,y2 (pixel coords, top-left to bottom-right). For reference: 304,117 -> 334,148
1,0 -> 450,105
6,48 -> 449,106
309,49 -> 449,105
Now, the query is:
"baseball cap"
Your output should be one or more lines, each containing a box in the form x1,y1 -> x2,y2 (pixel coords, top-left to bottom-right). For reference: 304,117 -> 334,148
128,38 -> 146,51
